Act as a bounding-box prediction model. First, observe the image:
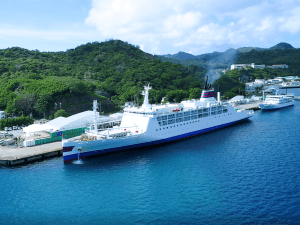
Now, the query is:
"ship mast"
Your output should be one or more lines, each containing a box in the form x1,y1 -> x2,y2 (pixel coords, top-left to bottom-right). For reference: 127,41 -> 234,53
93,100 -> 98,134
141,84 -> 152,110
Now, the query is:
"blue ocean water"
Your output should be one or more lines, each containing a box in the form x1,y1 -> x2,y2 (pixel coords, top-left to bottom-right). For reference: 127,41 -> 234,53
1,90 -> 300,224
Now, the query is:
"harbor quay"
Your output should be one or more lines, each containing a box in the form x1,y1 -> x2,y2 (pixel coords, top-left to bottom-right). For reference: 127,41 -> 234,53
0,142 -> 62,167
0,112 -> 123,166
233,101 -> 263,111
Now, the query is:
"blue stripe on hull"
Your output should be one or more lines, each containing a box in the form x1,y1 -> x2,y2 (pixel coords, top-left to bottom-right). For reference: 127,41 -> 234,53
64,117 -> 249,162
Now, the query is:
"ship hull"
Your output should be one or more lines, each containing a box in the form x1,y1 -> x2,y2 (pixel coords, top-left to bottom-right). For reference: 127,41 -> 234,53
259,102 -> 294,110
63,117 -> 251,163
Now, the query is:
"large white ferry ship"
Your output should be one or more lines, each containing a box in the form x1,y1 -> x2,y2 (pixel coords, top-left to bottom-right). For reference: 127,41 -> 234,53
63,80 -> 254,163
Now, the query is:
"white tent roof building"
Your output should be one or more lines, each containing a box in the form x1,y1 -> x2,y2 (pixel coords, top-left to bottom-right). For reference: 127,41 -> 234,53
23,111 -> 123,135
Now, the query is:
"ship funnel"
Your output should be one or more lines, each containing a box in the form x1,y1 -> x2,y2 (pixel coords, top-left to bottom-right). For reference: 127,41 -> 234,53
217,87 -> 221,102
200,76 -> 215,102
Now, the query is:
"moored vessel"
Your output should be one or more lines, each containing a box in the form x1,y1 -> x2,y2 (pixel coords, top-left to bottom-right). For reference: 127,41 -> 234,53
259,94 -> 294,110
63,79 -> 254,163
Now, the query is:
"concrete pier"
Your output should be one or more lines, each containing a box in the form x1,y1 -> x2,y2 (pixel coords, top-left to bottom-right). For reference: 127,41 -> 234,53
0,142 -> 62,167
233,101 -> 263,111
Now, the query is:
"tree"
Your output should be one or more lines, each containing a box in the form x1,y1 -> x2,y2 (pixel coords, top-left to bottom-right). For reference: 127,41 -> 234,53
189,88 -> 202,99
5,100 -> 17,116
15,94 -> 36,116
166,90 -> 188,103
223,92 -> 236,100
34,94 -> 51,116
54,109 -> 68,118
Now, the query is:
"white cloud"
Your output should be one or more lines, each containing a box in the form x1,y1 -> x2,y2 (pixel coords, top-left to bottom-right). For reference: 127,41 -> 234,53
3,0 -> 300,54
85,0 -> 300,54
279,7 -> 300,34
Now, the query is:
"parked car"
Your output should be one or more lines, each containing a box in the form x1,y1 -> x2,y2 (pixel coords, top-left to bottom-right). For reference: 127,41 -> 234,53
5,127 -> 12,131
13,126 -> 19,130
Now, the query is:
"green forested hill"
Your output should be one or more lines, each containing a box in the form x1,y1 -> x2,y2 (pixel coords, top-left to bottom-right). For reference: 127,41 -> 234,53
158,42 -> 300,74
236,48 -> 300,75
158,43 -> 300,99
0,40 -> 206,117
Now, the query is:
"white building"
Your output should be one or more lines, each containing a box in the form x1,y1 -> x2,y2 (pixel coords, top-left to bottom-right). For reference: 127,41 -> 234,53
266,64 -> 289,69
266,79 -> 281,84
285,76 -> 299,81
231,63 -> 265,70
273,78 -> 284,83
251,63 -> 265,69
23,111 -> 123,136
245,82 -> 263,93
254,79 -> 266,85
231,63 -> 289,70
231,64 -> 248,70
0,111 -> 5,120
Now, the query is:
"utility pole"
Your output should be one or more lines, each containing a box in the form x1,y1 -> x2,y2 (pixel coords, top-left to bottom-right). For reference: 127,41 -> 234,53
99,101 -> 101,115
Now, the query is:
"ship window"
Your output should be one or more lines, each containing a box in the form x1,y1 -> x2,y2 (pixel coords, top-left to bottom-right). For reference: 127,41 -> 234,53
184,116 -> 190,121
176,118 -> 183,123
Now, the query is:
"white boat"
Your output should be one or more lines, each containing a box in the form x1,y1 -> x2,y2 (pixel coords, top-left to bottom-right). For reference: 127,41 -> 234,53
279,81 -> 300,89
259,94 -> 294,110
62,79 -> 254,163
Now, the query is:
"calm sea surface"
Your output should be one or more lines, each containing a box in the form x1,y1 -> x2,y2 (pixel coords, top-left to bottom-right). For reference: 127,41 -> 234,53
1,88 -> 300,224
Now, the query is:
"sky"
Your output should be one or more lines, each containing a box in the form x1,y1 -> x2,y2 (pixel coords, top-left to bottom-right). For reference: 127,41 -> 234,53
1,0 -> 300,55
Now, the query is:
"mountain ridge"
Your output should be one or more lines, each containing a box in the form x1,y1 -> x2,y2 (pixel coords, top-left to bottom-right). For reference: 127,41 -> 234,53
161,42 -> 295,59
